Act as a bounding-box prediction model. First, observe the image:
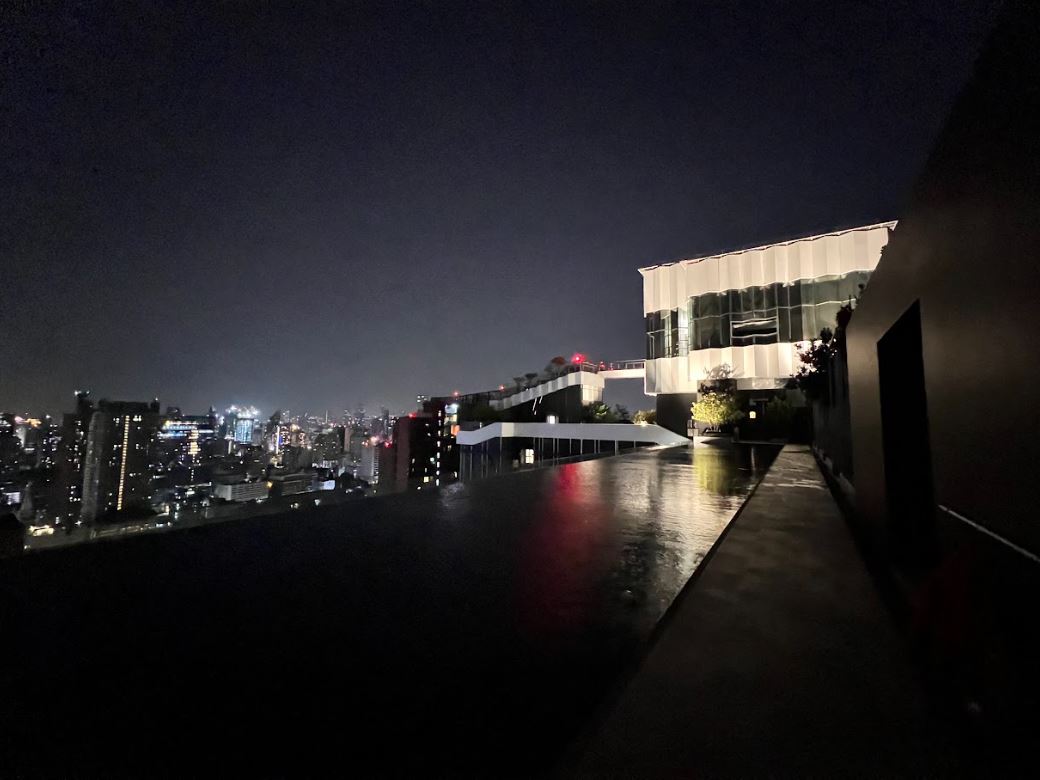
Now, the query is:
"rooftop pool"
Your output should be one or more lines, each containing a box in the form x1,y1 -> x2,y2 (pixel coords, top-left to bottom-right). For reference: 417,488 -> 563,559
0,443 -> 778,774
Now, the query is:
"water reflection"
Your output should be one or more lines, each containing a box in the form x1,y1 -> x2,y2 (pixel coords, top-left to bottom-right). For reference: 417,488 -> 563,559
1,442 -> 778,773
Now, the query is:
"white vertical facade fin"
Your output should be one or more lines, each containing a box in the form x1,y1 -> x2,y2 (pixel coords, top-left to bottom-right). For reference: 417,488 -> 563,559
640,221 -> 896,394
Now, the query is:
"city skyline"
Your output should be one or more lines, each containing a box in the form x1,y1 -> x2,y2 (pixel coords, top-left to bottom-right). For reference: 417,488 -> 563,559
3,2 -> 1000,413
4,2 -> 1039,775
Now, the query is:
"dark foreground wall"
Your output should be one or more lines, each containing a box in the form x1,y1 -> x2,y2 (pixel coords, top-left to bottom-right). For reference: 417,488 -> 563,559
655,392 -> 697,436
845,1 -> 1040,760
848,1 -> 1040,552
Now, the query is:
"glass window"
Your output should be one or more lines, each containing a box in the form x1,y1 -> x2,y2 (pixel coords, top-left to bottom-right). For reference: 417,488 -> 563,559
839,271 -> 869,301
778,307 -> 790,342
740,288 -> 754,314
732,316 -> 778,338
788,307 -> 804,342
801,280 -> 814,306
750,286 -> 763,311
787,283 -> 801,308
699,294 -> 719,317
692,316 -> 722,350
710,318 -> 722,348
727,290 -> 740,315
816,302 -> 841,333
801,305 -> 816,340
815,276 -> 840,304
763,284 -> 777,310
720,314 -> 731,348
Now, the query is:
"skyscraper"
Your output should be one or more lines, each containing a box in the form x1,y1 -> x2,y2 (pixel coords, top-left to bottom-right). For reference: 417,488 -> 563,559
53,390 -> 94,524
381,413 -> 438,493
358,439 -> 380,484
80,399 -> 162,522
225,405 -> 260,446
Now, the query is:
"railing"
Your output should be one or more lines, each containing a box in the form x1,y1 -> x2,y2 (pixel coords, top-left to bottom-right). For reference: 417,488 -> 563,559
444,359 -> 646,405
456,422 -> 689,447
598,359 -> 645,372
644,338 -> 689,360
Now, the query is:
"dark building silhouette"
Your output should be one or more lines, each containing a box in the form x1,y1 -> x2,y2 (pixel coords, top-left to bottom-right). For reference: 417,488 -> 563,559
843,1 -> 1040,762
52,390 -> 94,524
381,412 -> 438,492
155,409 -> 219,488
80,399 -> 162,522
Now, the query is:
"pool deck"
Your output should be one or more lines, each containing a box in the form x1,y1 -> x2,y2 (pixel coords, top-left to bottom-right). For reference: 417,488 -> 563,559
571,444 -> 956,776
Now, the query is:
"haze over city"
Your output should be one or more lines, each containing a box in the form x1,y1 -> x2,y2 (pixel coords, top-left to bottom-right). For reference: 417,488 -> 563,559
2,1 -> 999,414
3,1 -> 1038,775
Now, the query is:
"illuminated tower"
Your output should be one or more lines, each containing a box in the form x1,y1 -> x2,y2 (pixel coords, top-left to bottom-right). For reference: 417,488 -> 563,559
80,399 -> 161,522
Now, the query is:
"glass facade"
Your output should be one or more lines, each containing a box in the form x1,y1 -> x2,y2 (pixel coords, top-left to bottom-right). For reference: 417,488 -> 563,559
645,307 -> 689,360
645,271 -> 870,357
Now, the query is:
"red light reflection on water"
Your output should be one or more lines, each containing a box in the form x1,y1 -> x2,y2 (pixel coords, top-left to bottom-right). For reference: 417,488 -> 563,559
514,462 -> 612,646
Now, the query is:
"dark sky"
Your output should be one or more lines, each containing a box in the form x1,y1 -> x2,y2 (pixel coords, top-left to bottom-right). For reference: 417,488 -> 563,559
2,1 -> 1000,417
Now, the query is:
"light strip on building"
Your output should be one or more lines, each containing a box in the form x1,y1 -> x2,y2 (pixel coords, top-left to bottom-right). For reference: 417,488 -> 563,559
116,419 -> 131,511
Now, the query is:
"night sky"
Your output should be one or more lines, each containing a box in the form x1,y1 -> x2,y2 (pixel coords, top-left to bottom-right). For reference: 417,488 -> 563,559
2,1 -> 1000,417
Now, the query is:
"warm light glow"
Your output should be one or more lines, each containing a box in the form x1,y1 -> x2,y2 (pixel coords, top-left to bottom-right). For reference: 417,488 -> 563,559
116,419 -> 131,511
749,411 -> 757,419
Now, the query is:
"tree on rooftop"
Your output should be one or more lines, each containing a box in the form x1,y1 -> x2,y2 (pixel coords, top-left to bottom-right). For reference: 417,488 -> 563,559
582,402 -> 619,423
691,392 -> 743,432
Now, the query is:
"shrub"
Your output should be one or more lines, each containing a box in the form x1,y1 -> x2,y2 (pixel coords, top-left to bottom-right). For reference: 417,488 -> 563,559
691,392 -> 743,432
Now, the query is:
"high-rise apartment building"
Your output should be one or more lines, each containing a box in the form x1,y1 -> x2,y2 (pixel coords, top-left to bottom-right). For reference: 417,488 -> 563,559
80,400 -> 161,522
224,405 -> 260,446
157,410 -> 218,485
381,413 -> 438,492
53,391 -> 94,523
358,440 -> 380,484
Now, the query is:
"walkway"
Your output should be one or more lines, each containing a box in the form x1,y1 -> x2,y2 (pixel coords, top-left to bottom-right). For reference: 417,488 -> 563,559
571,445 -> 955,776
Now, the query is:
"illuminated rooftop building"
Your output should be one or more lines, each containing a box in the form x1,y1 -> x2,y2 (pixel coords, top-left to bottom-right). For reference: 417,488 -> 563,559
639,221 -> 895,433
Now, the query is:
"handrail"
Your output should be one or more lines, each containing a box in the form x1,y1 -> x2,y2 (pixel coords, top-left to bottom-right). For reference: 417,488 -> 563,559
456,422 -> 689,447
937,504 -> 1040,565
445,359 -> 646,405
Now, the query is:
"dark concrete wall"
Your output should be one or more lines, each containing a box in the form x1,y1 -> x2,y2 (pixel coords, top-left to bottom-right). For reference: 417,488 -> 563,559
655,392 -> 697,437
506,385 -> 587,424
847,1 -> 1040,556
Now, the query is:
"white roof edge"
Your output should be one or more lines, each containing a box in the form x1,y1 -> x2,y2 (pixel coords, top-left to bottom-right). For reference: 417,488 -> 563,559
638,220 -> 898,273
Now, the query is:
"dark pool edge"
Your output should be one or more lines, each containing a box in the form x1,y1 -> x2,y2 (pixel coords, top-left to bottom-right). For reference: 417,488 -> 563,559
550,442 -> 784,776
3,446 -> 664,563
